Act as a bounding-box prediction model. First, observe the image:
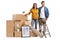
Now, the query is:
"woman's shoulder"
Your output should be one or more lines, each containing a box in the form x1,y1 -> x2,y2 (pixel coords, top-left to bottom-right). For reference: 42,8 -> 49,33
36,8 -> 39,11
34,8 -> 38,9
30,8 -> 39,10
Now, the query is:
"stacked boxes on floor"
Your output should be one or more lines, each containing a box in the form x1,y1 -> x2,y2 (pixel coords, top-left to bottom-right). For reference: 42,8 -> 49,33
6,14 -> 37,37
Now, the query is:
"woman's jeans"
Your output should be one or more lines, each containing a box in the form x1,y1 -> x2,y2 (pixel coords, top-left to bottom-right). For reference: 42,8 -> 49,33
31,19 -> 38,29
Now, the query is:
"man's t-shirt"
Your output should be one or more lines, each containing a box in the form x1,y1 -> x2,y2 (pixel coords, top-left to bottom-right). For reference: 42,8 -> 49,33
40,7 -> 45,18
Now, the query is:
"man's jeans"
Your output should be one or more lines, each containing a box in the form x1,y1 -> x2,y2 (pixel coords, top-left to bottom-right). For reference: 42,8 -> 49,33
38,18 -> 46,32
31,19 -> 38,29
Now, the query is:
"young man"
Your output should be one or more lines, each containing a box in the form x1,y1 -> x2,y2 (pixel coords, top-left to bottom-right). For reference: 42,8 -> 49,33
38,1 -> 49,33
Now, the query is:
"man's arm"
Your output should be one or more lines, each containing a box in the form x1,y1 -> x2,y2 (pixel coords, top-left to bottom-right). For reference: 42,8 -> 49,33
47,8 -> 49,18
38,7 -> 41,18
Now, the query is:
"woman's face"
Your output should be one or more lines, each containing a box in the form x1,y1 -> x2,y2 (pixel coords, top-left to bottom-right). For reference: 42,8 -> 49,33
33,3 -> 37,8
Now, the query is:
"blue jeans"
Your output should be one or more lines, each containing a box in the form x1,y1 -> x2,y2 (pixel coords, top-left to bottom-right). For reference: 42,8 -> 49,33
31,19 -> 38,29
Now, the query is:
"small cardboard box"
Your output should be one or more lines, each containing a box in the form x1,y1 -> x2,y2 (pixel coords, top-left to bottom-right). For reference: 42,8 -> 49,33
22,26 -> 30,37
15,31 -> 22,37
6,20 -> 14,37
13,14 -> 27,20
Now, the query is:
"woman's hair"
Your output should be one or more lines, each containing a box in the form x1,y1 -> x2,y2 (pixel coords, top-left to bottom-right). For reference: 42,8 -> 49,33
32,3 -> 37,9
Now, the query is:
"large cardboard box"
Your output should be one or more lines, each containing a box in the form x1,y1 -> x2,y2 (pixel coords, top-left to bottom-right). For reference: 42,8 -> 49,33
15,31 -> 21,37
6,20 -> 14,37
13,14 -> 27,20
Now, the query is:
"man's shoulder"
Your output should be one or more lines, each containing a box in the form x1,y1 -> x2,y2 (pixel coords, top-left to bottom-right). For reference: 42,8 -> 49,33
45,7 -> 48,9
38,7 -> 42,10
38,7 -> 42,9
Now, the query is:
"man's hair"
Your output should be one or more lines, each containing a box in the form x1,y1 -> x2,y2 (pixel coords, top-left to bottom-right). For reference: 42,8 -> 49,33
41,1 -> 45,4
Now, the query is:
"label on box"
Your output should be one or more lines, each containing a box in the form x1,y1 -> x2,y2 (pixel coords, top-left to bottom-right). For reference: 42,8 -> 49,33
22,26 -> 30,37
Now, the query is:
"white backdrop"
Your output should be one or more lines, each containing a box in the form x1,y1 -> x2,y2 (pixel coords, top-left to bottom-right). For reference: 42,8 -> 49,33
0,0 -> 60,40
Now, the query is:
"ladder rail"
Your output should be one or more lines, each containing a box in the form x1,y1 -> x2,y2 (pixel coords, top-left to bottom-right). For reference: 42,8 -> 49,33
43,24 -> 51,38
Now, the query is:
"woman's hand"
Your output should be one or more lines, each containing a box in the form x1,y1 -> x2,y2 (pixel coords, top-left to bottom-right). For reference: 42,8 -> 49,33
25,14 -> 27,16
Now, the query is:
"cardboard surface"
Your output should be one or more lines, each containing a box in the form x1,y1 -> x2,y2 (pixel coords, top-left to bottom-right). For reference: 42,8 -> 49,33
6,20 -> 14,37
15,20 -> 25,31
29,26 -> 43,37
30,30 -> 37,37
13,14 -> 27,20
6,32 -> 13,37
24,20 -> 31,26
15,31 -> 21,37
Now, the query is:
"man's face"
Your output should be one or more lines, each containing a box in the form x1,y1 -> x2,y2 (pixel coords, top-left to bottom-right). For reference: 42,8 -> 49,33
41,2 -> 45,7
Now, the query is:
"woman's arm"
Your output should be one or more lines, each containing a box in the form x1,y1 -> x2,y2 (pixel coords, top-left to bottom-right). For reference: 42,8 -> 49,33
38,8 -> 40,18
25,9 -> 32,16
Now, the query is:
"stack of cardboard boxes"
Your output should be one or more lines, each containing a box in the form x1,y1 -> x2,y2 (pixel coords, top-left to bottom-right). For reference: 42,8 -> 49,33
6,14 -> 37,37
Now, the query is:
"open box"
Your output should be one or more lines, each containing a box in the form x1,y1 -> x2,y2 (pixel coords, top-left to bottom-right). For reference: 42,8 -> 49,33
22,26 -> 30,37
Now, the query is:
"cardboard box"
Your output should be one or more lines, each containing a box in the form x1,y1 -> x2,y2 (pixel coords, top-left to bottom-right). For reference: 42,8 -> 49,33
29,26 -> 43,37
6,20 -> 14,37
6,32 -> 13,37
22,26 -> 30,37
15,31 -> 21,37
15,20 -> 25,31
13,14 -> 27,20
24,20 -> 31,26
30,30 -> 37,37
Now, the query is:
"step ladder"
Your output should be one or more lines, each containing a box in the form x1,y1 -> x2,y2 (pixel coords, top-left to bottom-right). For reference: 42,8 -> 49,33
43,25 -> 51,38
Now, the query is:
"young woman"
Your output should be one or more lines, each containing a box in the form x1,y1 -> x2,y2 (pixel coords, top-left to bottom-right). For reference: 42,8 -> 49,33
25,3 -> 39,29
